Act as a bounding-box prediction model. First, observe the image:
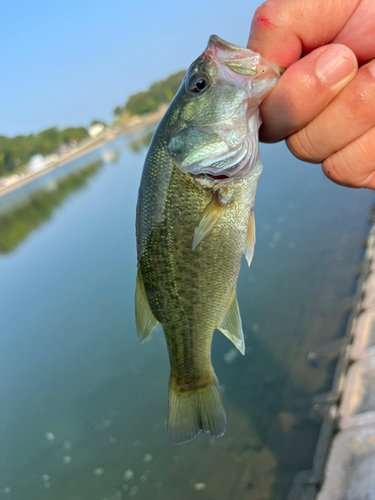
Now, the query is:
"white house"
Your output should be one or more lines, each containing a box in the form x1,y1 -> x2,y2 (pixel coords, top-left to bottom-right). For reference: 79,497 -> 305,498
88,123 -> 105,138
28,154 -> 46,173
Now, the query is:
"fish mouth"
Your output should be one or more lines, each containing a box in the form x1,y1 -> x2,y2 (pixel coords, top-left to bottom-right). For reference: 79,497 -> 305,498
206,34 -> 281,78
208,35 -> 245,52
170,35 -> 282,184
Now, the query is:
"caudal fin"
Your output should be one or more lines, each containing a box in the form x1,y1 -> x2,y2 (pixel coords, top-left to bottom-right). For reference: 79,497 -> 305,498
167,375 -> 226,445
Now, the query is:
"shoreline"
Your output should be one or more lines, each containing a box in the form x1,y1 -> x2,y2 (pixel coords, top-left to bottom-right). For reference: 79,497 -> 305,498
0,107 -> 166,199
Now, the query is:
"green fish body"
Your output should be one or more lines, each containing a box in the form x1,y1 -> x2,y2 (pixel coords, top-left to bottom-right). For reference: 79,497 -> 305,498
136,36 -> 280,444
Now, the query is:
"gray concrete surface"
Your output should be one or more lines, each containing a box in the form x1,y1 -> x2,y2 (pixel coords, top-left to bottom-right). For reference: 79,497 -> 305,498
339,358 -> 375,430
317,425 -> 375,500
315,220 -> 375,499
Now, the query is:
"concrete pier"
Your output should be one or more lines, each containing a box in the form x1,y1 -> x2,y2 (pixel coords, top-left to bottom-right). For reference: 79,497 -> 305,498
316,220 -> 375,500
317,424 -> 375,500
288,210 -> 375,500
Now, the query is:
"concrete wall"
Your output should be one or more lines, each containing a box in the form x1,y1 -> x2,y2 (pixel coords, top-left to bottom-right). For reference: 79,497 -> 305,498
317,221 -> 375,500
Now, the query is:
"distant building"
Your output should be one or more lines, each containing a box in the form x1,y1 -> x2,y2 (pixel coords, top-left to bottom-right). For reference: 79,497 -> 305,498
45,154 -> 58,165
57,144 -> 68,155
28,154 -> 46,173
88,123 -> 105,138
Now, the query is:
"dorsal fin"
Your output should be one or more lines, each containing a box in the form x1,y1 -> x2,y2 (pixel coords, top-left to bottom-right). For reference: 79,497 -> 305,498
218,292 -> 245,355
192,193 -> 228,250
135,269 -> 159,343
244,208 -> 256,267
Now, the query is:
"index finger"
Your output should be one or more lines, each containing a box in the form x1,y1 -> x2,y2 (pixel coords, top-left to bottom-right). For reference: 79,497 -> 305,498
247,0 -> 360,68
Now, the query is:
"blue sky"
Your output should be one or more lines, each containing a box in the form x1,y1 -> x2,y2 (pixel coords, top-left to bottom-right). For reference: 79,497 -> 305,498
1,0 -> 260,136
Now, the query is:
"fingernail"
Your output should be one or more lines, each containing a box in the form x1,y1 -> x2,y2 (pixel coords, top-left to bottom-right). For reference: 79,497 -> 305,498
315,45 -> 356,86
369,60 -> 375,78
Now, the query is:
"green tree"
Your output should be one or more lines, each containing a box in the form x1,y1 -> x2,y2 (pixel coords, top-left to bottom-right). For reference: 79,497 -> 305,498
90,120 -> 106,127
61,127 -> 88,144
0,149 -> 15,176
0,126 -> 89,177
113,106 -> 123,117
118,70 -> 186,117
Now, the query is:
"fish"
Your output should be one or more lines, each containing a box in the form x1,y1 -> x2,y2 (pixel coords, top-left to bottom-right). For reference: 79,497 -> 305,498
135,35 -> 280,445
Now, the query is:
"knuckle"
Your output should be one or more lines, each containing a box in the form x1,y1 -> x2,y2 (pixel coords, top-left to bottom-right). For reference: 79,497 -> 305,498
277,84 -> 302,125
286,126 -> 322,163
340,70 -> 375,120
357,127 -> 375,162
322,156 -> 350,186
343,84 -> 369,118
322,152 -> 373,189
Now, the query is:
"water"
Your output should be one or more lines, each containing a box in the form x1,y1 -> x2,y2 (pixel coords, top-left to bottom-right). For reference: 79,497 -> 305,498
0,130 -> 373,500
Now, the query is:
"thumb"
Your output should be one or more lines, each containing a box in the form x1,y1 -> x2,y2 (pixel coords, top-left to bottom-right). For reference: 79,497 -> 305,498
247,0 -> 358,68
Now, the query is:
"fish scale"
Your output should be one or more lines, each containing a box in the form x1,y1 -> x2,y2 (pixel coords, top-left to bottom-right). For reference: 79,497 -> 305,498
135,34 -> 280,444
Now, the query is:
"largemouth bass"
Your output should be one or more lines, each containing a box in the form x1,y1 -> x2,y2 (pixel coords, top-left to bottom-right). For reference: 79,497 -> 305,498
135,35 -> 280,444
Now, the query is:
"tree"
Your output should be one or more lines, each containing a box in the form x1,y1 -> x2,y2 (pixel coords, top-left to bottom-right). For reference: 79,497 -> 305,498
90,119 -> 106,127
115,70 -> 186,118
113,106 -> 123,117
0,126 -> 89,177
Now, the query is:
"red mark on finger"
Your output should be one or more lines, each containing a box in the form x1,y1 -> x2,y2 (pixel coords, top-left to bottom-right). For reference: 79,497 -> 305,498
256,16 -> 275,29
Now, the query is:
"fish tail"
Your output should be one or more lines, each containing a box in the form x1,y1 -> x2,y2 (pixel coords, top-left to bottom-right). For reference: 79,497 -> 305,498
167,374 -> 226,445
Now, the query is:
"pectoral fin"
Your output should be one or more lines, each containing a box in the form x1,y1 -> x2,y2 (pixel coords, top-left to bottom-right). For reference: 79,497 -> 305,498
193,194 -> 228,250
218,292 -> 245,355
135,269 -> 159,343
244,209 -> 256,267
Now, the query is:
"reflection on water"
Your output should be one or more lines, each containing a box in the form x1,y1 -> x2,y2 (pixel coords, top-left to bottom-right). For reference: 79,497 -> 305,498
101,149 -> 120,164
128,131 -> 154,153
0,160 -> 103,254
0,130 -> 373,500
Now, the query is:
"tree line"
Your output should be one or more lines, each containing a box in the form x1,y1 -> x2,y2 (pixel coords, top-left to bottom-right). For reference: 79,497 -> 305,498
1,69 -> 186,178
0,126 -> 88,177
114,70 -> 186,117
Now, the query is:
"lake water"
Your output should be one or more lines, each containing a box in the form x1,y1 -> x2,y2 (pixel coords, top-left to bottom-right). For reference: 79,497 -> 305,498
0,130 -> 373,500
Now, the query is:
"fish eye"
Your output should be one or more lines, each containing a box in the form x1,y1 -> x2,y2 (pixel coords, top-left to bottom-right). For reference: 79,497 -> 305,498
188,73 -> 210,94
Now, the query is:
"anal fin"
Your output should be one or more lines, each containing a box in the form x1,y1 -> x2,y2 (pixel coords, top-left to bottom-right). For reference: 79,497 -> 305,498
244,208 -> 256,267
193,193 -> 228,250
218,291 -> 245,355
135,269 -> 159,343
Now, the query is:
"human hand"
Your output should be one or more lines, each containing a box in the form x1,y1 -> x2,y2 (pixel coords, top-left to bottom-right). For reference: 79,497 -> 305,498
248,0 -> 375,188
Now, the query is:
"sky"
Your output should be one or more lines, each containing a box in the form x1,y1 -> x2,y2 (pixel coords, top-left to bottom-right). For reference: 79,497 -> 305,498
1,0 -> 261,136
